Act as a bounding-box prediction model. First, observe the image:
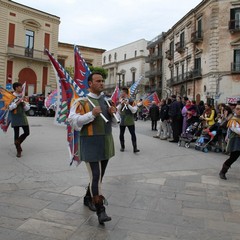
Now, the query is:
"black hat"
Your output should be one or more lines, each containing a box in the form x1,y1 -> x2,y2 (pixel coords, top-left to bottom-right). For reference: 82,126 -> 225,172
171,94 -> 176,99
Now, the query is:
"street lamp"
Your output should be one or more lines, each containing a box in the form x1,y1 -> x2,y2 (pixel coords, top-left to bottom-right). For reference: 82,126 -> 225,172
117,72 -> 122,89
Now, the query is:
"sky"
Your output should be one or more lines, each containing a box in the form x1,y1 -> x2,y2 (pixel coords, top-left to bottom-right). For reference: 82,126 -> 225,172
13,0 -> 202,50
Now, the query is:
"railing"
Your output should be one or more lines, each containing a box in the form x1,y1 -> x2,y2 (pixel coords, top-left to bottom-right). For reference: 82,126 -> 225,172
191,31 -> 203,43
175,42 -> 185,53
165,50 -> 173,60
231,62 -> 240,73
166,69 -> 202,87
229,19 -> 240,32
7,45 -> 49,62
146,53 -> 162,63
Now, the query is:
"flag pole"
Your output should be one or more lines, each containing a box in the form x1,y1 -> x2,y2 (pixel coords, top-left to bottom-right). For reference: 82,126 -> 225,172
86,97 -> 109,123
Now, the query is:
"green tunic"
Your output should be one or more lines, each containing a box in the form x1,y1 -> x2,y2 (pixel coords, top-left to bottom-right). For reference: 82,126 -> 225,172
78,96 -> 115,162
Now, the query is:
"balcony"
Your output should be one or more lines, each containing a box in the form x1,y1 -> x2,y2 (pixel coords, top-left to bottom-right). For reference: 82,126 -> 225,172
175,42 -> 185,54
231,62 -> 240,73
191,31 -> 203,43
166,70 -> 202,87
145,53 -> 162,63
145,69 -> 162,78
165,50 -> 173,60
229,19 -> 240,33
7,45 -> 49,62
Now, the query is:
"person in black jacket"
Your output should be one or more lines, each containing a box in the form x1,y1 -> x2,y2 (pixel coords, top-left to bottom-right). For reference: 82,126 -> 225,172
149,101 -> 160,130
168,95 -> 183,142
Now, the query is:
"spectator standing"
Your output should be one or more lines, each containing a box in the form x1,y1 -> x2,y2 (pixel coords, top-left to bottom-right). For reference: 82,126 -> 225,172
149,101 -> 160,131
168,95 -> 183,142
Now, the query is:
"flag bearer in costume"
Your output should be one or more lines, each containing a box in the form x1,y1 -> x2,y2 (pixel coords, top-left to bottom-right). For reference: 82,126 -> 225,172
219,101 -> 240,180
117,86 -> 140,153
68,72 -> 117,224
8,82 -> 30,158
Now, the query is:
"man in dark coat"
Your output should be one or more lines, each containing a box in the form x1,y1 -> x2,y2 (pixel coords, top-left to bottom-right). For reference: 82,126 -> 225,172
168,95 -> 183,142
149,101 -> 160,131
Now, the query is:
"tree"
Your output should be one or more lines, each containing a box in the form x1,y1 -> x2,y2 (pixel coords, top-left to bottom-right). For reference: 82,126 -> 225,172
65,66 -> 108,79
89,66 -> 108,79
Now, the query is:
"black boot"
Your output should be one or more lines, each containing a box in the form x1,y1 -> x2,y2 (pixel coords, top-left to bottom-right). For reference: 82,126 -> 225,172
132,142 -> 140,153
83,186 -> 96,211
120,141 -> 125,152
219,163 -> 230,180
93,195 -> 111,225
15,139 -> 22,158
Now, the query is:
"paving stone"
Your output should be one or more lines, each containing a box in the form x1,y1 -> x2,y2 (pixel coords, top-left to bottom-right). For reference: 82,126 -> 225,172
0,183 -> 18,191
17,218 -> 77,240
62,186 -> 86,197
207,219 -> 240,234
30,191 -> 79,204
0,216 -> 25,229
0,194 -> 50,210
33,208 -> 87,227
0,202 -> 38,219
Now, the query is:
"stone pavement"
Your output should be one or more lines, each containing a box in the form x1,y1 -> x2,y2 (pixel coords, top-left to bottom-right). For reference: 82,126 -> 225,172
0,117 -> 240,240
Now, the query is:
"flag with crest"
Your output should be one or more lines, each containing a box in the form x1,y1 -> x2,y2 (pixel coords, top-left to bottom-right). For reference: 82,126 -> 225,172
46,49 -> 87,165
0,87 -> 16,132
74,45 -> 91,95
111,85 -> 120,105
129,76 -> 143,97
142,92 -> 160,109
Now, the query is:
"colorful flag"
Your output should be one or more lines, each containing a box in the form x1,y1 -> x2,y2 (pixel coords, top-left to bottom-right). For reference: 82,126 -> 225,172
46,49 -> 83,165
111,85 -> 120,105
0,87 -> 16,132
129,76 -> 143,96
44,89 -> 57,109
142,92 -> 160,108
74,45 -> 91,96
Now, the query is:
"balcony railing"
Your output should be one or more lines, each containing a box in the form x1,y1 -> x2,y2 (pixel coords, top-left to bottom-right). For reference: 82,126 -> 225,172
145,69 -> 162,78
165,50 -> 173,60
229,19 -> 240,33
145,53 -> 162,63
166,69 -> 202,87
231,62 -> 240,73
175,42 -> 185,53
7,45 -> 49,62
191,31 -> 203,43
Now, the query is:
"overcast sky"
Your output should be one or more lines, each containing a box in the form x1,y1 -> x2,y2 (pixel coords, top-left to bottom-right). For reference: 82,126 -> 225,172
14,0 -> 202,50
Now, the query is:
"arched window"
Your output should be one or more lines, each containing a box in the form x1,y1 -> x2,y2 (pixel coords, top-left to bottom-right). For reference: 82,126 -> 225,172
114,52 -> 117,60
108,54 -> 112,62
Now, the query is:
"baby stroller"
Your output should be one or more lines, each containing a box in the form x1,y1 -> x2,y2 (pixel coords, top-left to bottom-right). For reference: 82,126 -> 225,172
194,123 -> 222,153
178,121 -> 202,148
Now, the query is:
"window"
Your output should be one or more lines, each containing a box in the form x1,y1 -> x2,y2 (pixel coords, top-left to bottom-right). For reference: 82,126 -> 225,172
181,64 -> 184,80
114,52 -> 117,60
8,23 -> 15,47
233,49 -> 240,71
25,30 -> 34,57
230,8 -> 240,30
124,54 -> 127,60
176,65 -> 179,81
108,54 -> 111,62
134,50 -> 137,57
180,32 -> 185,48
197,18 -> 202,38
103,56 -> 106,64
194,58 -> 201,76
170,41 -> 174,56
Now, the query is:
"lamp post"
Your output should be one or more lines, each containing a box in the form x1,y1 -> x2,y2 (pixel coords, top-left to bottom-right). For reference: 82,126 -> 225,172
117,72 -> 122,89
185,47 -> 188,97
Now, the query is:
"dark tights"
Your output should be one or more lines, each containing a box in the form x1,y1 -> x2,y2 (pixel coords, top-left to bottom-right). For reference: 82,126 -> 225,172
224,151 -> 240,167
13,126 -> 30,142
85,159 -> 109,196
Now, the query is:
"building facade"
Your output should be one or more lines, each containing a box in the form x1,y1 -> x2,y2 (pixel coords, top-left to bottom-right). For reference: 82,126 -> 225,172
148,0 -> 240,104
0,0 -> 60,96
57,42 -> 105,70
102,39 -> 149,97
0,0 -> 105,97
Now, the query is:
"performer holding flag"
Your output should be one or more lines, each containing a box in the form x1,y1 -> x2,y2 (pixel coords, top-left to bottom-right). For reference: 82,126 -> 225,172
68,72 -> 117,225
8,82 -> 30,158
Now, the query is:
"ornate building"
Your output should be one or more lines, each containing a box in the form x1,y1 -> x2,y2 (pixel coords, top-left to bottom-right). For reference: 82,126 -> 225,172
148,0 -> 240,104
